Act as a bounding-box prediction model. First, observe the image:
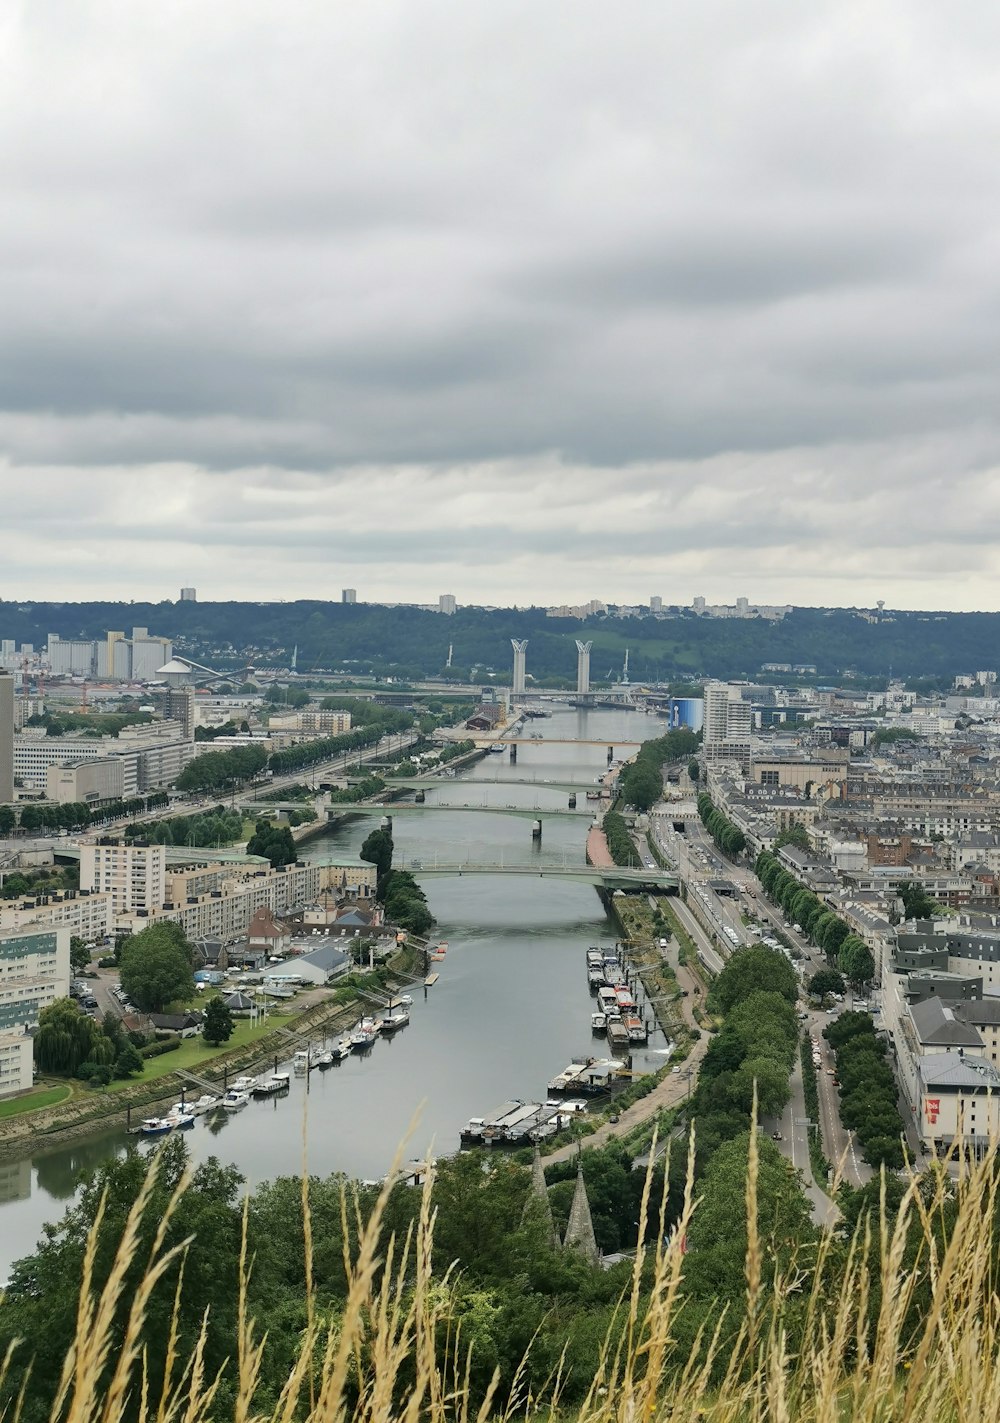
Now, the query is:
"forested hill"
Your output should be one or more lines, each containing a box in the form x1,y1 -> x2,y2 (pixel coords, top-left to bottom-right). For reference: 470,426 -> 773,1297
2,599 -> 998,684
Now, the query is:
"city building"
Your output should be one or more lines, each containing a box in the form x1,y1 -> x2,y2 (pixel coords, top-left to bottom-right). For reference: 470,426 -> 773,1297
650,596 -> 662,614
0,890 -> 112,942
0,924 -> 69,1097
80,839 -> 167,918
439,594 -> 457,615
703,682 -> 752,774
266,710 -> 352,736
0,674 -> 13,804
15,719 -> 194,796
511,639 -> 528,696
46,758 -> 125,805
575,640 -> 592,695
342,589 -> 357,604
180,587 -> 197,602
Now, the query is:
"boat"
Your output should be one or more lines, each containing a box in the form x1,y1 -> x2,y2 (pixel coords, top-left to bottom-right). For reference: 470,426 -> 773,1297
293,1049 -> 310,1074
488,743 -> 506,754
591,1011 -> 607,1033
221,1089 -> 250,1111
380,1010 -> 410,1033
137,1117 -> 174,1136
607,1021 -> 630,1051
624,1014 -> 648,1043
230,1076 -> 257,1094
253,1074 -> 291,1096
461,1100 -> 522,1146
332,1039 -> 352,1060
310,1047 -> 334,1068
167,1095 -> 218,1117
396,993 -> 413,1006
163,1108 -> 196,1130
350,1017 -> 380,1051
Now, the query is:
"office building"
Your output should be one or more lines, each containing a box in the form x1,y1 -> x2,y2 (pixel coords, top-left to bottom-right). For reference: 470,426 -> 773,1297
0,924 -> 70,1097
0,674 -> 13,804
650,596 -> 662,614
80,839 -> 167,918
342,589 -> 357,604
439,593 -> 457,615
180,587 -> 197,602
47,758 -> 125,805
149,686 -> 196,742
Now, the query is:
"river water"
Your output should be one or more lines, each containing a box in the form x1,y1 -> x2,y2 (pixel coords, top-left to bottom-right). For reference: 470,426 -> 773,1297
0,708 -> 665,1278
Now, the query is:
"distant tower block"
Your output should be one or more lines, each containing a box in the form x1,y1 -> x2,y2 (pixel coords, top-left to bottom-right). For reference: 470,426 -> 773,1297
575,640 -> 592,695
511,639 -> 528,696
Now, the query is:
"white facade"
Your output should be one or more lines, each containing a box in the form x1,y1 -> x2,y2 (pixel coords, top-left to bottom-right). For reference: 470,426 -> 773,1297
703,682 -> 753,774
511,639 -> 528,696
439,594 -> 457,615
0,674 -> 13,804
0,891 -> 112,941
46,758 -> 124,805
0,924 -> 70,1097
80,840 -> 167,917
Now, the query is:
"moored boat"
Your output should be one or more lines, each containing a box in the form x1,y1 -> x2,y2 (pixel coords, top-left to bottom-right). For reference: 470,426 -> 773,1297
137,1117 -> 174,1136
221,1089 -> 250,1110
591,1011 -> 607,1033
380,1010 -> 410,1033
293,1049 -> 310,1074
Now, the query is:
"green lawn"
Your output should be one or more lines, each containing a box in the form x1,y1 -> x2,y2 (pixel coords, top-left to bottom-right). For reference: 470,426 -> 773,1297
0,1084 -> 73,1118
106,1015 -> 296,1091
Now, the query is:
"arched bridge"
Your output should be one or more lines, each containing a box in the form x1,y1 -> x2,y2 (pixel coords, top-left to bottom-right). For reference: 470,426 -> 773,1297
328,802 -> 595,822
404,861 -> 679,890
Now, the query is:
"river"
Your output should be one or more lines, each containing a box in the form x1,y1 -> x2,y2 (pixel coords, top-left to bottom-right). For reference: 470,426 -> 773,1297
0,707 -> 665,1278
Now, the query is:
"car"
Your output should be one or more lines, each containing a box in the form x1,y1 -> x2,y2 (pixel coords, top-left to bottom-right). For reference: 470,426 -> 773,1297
826,1068 -> 836,1075
609,1114 -> 620,1124
671,1066 -> 681,1074
771,1131 -> 783,1141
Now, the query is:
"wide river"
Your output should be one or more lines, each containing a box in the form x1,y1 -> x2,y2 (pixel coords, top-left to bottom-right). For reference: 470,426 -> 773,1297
0,708 -> 665,1278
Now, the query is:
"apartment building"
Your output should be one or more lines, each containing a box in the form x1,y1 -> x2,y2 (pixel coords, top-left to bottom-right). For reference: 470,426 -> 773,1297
0,924 -> 70,1096
0,673 -> 13,804
80,839 -> 166,917
15,719 -> 194,795
703,682 -> 752,774
266,710 -> 352,736
0,890 -> 112,941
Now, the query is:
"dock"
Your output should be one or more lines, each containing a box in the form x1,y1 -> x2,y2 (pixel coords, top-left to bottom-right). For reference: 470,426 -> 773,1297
424,973 -> 440,986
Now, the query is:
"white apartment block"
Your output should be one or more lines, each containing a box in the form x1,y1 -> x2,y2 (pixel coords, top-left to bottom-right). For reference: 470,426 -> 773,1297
0,924 -> 70,1097
703,682 -> 753,774
0,891 -> 113,942
80,840 -> 167,917
266,710 -> 352,736
16,719 -> 193,796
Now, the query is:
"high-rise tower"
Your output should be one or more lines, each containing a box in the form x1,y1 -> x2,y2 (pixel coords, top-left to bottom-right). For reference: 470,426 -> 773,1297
575,640 -> 592,695
511,639 -> 528,696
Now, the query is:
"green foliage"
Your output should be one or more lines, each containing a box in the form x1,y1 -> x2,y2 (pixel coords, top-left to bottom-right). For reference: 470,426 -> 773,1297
773,823 -> 811,851
246,820 -> 298,867
618,728 -> 699,811
824,1013 -> 906,1169
602,811 -> 638,867
809,968 -> 845,999
871,726 -> 921,749
118,923 -> 195,1013
697,792 -> 746,856
710,944 -> 799,1016
838,935 -> 876,991
382,869 -> 433,936
34,999 -> 114,1077
898,880 -> 937,921
126,804 -> 245,848
360,827 -> 394,887
113,1044 -> 144,1078
176,744 -> 267,794
687,758 -> 700,781
202,996 -> 235,1045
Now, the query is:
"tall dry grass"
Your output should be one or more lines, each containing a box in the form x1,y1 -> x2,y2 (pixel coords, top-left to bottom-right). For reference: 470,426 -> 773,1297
5,1122 -> 1000,1423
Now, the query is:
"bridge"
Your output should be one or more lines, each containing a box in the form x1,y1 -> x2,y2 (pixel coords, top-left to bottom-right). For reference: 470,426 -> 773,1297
405,861 -> 679,889
362,775 -> 602,795
329,802 -> 594,821
481,738 -> 642,747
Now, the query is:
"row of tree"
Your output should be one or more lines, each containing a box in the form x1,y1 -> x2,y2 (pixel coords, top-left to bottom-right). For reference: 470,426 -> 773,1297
175,744 -> 268,794
124,805 -> 245,848
0,792 -> 170,836
267,708 -> 414,777
755,849 -> 876,991
602,810 -> 638,867
618,727 -> 700,811
697,791 -> 747,856
825,1011 -> 907,1169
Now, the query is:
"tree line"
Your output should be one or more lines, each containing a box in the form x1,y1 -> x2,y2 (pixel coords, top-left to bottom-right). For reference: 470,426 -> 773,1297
754,849 -> 876,991
618,727 -> 699,811
697,791 -> 746,856
359,827 -> 434,936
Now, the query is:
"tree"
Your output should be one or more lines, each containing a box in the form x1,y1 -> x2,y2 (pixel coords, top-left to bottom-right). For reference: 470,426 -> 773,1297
899,880 -> 937,921
838,936 -> 876,992
113,1044 -> 144,1078
118,924 -> 194,1012
712,945 -> 799,1015
809,968 -> 845,1000
360,827 -> 394,892
246,821 -> 297,868
34,999 -> 114,1077
69,936 -> 91,973
0,805 -> 16,836
203,996 -> 234,1046
774,823 -> 810,851
687,758 -> 700,782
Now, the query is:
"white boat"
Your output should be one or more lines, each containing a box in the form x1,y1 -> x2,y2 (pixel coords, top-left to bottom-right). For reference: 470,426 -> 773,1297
230,1076 -> 257,1094
310,1047 -> 334,1068
397,994 -> 413,1005
221,1089 -> 250,1110
293,1049 -> 310,1074
350,1016 -> 380,1050
137,1117 -> 174,1136
169,1094 -> 218,1117
591,1012 -> 607,1032
333,1039 -> 352,1060
163,1108 -> 195,1130
253,1074 -> 291,1096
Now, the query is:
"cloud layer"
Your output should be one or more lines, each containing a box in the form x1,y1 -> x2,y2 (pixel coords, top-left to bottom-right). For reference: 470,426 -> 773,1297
4,1 -> 1000,608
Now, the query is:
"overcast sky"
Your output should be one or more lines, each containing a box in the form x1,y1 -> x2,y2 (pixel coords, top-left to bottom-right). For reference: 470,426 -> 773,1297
4,1 -> 1000,610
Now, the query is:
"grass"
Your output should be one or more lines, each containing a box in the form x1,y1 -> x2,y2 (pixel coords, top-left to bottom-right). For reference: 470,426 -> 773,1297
104,1015 -> 295,1091
25,1113 -> 1000,1423
0,1084 -> 73,1118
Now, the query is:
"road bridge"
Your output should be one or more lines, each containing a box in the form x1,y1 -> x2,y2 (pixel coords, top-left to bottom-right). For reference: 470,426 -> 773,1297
328,803 -> 594,821
405,861 -> 679,889
482,738 -> 643,747
363,775 -> 601,795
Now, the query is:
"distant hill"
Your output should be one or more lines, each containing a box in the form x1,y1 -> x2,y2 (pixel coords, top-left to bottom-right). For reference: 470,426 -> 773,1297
2,599 -> 996,685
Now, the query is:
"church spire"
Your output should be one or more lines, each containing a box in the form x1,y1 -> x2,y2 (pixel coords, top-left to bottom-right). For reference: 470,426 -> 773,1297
523,1147 -> 558,1248
563,1163 -> 599,1265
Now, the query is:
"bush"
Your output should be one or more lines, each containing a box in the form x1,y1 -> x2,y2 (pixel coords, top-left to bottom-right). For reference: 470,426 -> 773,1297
139,1036 -> 181,1059
77,1062 -> 113,1086
98,956 -> 117,968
